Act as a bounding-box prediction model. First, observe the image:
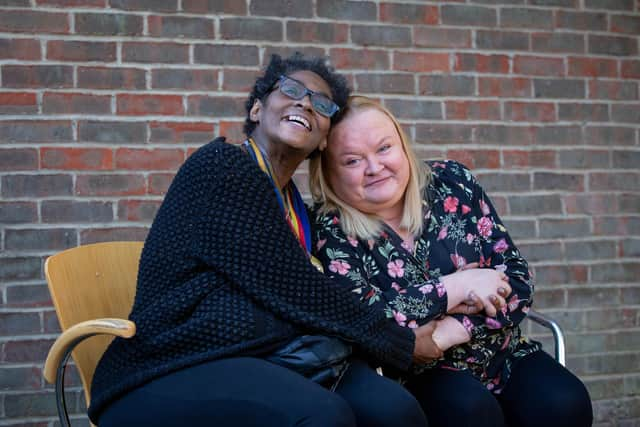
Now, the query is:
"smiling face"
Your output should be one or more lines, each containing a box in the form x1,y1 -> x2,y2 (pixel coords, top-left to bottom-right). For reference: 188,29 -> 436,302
249,70 -> 333,157
325,108 -> 410,219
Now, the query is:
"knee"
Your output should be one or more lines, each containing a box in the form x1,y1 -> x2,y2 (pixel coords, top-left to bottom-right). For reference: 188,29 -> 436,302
443,391 -> 504,427
373,387 -> 427,427
300,393 -> 356,427
543,380 -> 593,426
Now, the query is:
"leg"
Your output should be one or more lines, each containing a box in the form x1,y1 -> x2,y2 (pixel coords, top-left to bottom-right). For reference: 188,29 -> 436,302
98,357 -> 357,427
497,350 -> 593,427
405,368 -> 505,427
334,359 -> 428,427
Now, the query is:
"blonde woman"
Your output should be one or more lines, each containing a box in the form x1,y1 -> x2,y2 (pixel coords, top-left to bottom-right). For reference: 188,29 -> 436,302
310,96 -> 592,427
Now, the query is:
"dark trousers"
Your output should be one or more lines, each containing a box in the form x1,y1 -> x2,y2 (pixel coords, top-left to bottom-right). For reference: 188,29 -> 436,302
98,357 -> 428,427
405,350 -> 593,427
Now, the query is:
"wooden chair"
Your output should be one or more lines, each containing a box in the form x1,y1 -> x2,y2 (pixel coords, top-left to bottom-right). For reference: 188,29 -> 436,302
42,240 -> 565,427
43,241 -> 144,427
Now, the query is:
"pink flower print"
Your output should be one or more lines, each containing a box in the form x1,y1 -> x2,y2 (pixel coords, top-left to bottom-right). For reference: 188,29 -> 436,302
393,311 -> 407,327
433,161 -> 446,169
316,239 -> 326,251
477,216 -> 493,238
450,254 -> 467,270
462,316 -> 474,334
408,320 -> 418,329
444,196 -> 459,213
522,305 -> 530,314
391,282 -> 406,294
501,333 -> 511,350
367,239 -> 375,250
461,204 -> 471,215
332,216 -> 339,225
466,233 -> 475,245
401,239 -> 413,252
507,294 -> 520,312
329,259 -> 350,275
436,282 -> 446,297
347,236 -> 358,247
493,238 -> 508,253
437,226 -> 448,240
419,284 -> 433,294
480,199 -> 491,216
388,259 -> 405,278
485,317 -> 501,329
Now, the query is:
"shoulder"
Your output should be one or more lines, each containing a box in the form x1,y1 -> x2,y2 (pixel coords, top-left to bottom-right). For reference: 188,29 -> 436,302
427,159 -> 476,187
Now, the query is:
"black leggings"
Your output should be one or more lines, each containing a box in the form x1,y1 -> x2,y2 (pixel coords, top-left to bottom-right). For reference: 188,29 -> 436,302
98,357 -> 428,427
405,350 -> 593,427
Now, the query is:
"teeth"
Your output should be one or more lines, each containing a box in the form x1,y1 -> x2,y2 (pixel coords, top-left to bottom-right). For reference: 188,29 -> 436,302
284,115 -> 311,131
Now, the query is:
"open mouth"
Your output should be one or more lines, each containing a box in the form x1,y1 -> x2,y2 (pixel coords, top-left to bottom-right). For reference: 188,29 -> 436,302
282,115 -> 311,131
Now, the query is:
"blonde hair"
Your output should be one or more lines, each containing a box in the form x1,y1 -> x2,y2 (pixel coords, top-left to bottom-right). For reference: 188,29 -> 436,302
309,96 -> 431,240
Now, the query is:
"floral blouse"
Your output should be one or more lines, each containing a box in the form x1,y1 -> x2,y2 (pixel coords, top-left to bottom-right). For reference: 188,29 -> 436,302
313,160 -> 541,393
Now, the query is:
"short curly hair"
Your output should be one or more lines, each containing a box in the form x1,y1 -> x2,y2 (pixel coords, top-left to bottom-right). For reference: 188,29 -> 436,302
243,52 -> 351,137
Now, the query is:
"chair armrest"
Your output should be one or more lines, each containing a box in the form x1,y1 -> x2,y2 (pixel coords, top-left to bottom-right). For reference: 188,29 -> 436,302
44,318 -> 136,383
526,310 -> 566,367
43,318 -> 135,427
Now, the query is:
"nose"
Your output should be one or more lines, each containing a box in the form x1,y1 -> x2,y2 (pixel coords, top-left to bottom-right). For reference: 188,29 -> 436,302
295,94 -> 314,113
365,157 -> 383,175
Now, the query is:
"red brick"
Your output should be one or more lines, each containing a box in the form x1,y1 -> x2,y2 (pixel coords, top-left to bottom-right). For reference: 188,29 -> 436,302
41,147 -> 113,170
0,148 -> 38,171
454,53 -> 509,73
532,32 -> 585,54
621,60 -> 640,78
414,27 -> 471,49
43,92 -> 111,115
149,121 -> 215,143
37,0 -> 105,5
478,77 -> 531,97
564,194 -> 619,215
47,40 -> 116,62
446,149 -> 500,169
76,12 -> 143,36
286,21 -> 348,44
148,15 -> 214,39
4,339 -> 56,363
187,95 -> 245,117
80,227 -> 149,244
122,41 -> 189,64
2,65 -> 73,89
379,3 -> 438,25
502,150 -> 557,169
446,101 -> 500,121
148,172 -> 175,195
0,93 -> 38,114
78,66 -> 147,90
218,121 -> 245,142
589,80 -> 638,100
221,69 -> 261,92
611,14 -> 640,35
0,38 -> 41,60
109,0 -> 177,12
117,200 -> 162,221
0,120 -> 73,143
76,174 -> 146,196
182,0 -> 247,14
559,103 -> 609,122
329,48 -> 390,70
115,148 -> 184,170
568,57 -> 618,77
0,10 -> 69,34
220,17 -> 283,42
514,56 -> 565,76
506,102 -> 556,122
152,68 -> 218,90
117,94 -> 184,116
393,52 -> 449,73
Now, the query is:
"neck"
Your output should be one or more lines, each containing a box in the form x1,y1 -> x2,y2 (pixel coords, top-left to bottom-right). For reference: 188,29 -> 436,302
251,134 -> 306,188
378,204 -> 409,239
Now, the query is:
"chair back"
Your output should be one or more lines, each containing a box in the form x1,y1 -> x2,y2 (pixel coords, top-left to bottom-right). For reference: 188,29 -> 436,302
44,241 -> 143,404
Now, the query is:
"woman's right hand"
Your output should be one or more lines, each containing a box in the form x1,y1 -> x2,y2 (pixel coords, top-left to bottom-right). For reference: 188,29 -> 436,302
441,268 -> 511,317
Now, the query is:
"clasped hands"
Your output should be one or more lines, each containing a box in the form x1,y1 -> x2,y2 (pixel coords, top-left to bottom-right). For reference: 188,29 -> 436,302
413,264 -> 511,363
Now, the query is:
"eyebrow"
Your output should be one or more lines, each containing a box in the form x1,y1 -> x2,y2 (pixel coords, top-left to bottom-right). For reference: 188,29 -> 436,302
287,75 -> 333,99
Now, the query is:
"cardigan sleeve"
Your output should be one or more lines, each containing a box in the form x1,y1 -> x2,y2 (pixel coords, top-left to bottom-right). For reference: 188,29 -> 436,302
446,162 -> 534,338
191,142 -> 416,371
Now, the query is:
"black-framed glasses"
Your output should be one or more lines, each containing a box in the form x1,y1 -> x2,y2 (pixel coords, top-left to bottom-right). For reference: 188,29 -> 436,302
274,75 -> 340,118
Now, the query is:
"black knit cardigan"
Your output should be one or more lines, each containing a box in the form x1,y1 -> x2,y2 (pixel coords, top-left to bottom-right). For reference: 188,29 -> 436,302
88,138 -> 415,422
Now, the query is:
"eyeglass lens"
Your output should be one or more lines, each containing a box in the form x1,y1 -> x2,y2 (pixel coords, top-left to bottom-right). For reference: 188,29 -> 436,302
279,76 -> 339,118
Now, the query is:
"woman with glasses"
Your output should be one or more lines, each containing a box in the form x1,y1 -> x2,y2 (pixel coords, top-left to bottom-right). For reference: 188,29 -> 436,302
88,53 -> 444,427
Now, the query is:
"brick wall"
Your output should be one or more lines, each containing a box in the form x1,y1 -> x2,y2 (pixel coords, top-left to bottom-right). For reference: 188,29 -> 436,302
1,0 -> 639,425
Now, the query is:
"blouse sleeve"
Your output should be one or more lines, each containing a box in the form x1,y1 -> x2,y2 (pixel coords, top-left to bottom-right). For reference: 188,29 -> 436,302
314,212 -> 449,329
447,162 -> 533,338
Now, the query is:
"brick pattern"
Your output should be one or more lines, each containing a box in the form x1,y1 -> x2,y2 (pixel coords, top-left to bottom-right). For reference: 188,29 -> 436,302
1,1 -> 639,425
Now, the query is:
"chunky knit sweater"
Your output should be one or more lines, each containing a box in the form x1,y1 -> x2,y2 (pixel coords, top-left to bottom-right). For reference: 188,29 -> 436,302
88,138 -> 415,423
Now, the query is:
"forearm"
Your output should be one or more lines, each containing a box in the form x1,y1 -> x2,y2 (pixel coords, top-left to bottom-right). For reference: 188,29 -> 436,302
432,315 -> 472,352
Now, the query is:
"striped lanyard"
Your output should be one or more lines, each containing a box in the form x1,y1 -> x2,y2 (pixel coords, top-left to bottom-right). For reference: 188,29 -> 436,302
243,138 -> 312,256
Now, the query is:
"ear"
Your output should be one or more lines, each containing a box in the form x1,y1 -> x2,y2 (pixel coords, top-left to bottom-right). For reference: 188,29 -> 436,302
249,99 -> 262,123
318,138 -> 328,152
